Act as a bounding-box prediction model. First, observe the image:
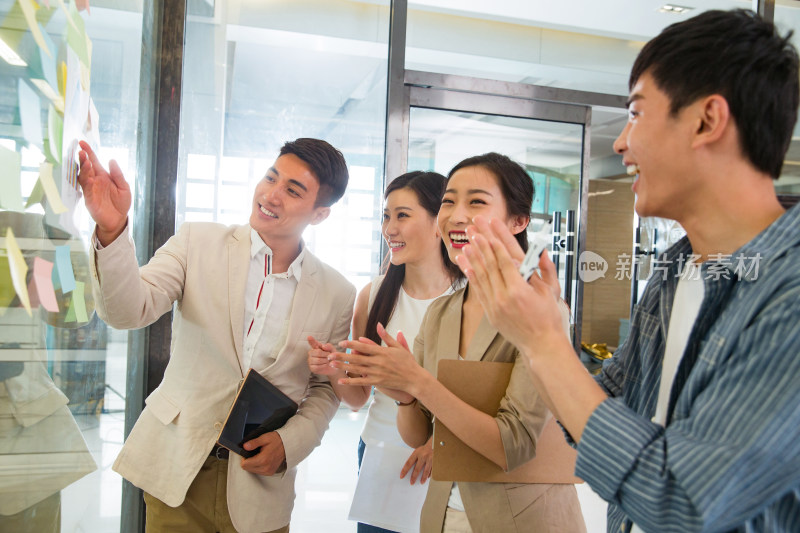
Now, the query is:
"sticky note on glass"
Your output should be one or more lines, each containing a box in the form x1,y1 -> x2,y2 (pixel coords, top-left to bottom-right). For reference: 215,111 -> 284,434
37,23 -> 59,90
0,251 -> 15,311
0,145 -> 24,212
67,2 -> 90,67
47,105 -> 63,164
39,162 -> 67,214
72,280 -> 88,322
19,79 -> 44,149
4,228 -> 32,316
25,178 -> 45,208
54,244 -> 76,293
64,292 -> 76,322
19,0 -> 52,58
32,257 -> 58,312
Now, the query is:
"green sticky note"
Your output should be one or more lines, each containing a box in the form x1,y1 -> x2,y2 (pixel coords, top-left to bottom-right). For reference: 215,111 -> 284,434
66,2 -> 90,67
5,228 -> 32,316
0,145 -> 24,212
64,293 -> 76,322
72,280 -> 88,322
25,178 -> 45,208
0,255 -> 16,311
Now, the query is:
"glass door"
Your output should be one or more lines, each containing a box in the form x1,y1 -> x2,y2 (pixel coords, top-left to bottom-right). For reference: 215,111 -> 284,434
394,77 -> 591,346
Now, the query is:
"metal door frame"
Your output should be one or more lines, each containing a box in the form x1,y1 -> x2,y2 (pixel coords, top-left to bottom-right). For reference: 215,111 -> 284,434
382,0 -> 631,351
387,72 -> 594,350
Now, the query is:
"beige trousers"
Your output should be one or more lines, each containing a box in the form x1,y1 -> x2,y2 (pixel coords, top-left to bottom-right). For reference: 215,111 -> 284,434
144,455 -> 289,533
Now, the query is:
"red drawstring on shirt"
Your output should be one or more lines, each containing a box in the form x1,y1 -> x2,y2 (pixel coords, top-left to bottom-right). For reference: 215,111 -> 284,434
246,255 -> 270,336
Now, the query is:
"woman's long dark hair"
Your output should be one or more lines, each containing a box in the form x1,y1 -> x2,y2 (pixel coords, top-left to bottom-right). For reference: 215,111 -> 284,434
364,171 -> 463,345
447,153 -> 534,252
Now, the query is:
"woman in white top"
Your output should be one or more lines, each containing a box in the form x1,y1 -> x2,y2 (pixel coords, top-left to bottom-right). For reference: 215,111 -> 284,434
308,171 -> 463,533
330,154 -> 584,533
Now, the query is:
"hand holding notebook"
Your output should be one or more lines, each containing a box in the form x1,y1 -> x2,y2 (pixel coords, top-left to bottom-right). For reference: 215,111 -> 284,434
217,369 -> 298,459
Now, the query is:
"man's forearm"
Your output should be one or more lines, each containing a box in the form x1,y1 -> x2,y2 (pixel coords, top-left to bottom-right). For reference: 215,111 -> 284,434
524,334 -> 608,443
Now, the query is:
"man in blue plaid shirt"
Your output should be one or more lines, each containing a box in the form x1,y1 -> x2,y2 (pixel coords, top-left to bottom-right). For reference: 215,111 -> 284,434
458,9 -> 800,533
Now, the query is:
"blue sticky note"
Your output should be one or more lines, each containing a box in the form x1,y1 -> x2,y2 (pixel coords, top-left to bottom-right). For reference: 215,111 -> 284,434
51,253 -> 61,290
54,245 -> 76,293
18,79 -> 44,149
39,26 -> 58,90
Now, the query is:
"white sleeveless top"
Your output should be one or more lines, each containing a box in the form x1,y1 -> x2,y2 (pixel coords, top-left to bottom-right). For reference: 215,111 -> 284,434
360,275 -> 455,445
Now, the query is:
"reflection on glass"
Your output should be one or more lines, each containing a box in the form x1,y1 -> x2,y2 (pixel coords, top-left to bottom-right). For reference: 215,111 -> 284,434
0,1 -> 144,531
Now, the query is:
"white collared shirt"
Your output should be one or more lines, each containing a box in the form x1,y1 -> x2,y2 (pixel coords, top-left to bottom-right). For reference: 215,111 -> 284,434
242,228 -> 305,371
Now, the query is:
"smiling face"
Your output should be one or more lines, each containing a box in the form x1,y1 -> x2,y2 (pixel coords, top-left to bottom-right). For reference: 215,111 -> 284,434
249,153 -> 331,246
437,165 -> 528,263
381,187 -> 441,267
613,71 -> 699,220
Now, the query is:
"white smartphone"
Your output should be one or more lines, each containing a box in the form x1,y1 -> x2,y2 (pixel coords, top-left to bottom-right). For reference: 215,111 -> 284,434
519,221 -> 552,281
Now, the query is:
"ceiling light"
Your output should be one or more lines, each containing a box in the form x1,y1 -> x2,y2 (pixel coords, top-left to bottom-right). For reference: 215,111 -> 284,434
658,4 -> 694,14
0,37 -> 26,67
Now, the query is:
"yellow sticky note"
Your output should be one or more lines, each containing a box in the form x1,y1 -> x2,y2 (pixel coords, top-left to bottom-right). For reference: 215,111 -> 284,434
48,104 -> 63,164
38,161 -> 68,214
18,0 -> 52,58
4,228 -> 32,316
59,60 -> 67,97
80,61 -> 90,91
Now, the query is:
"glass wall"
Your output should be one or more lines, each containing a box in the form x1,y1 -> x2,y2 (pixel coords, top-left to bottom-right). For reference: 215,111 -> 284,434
0,1 -> 145,531
178,0 -> 390,291
2,1 -> 795,532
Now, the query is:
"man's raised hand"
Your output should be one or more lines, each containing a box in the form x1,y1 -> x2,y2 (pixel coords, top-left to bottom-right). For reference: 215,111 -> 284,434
77,140 -> 131,246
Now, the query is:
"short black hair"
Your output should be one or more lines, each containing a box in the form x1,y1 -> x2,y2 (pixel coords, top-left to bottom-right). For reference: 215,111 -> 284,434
630,9 -> 799,179
448,153 -> 533,251
279,138 -> 349,206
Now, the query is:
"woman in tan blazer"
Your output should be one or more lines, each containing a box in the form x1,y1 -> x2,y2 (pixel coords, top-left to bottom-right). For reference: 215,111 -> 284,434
332,153 -> 585,533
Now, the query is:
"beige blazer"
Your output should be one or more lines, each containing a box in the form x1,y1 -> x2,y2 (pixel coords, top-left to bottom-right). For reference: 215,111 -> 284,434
90,222 -> 355,533
413,288 -> 585,533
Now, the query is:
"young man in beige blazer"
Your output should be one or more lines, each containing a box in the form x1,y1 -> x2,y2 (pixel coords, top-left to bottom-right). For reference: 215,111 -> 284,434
77,138 -> 356,533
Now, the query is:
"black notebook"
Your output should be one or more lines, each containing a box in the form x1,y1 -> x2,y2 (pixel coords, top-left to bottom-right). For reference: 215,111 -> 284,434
216,368 -> 298,458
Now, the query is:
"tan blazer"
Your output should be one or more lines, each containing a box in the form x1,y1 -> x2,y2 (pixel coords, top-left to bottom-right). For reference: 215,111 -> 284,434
90,222 -> 355,533
413,288 -> 585,533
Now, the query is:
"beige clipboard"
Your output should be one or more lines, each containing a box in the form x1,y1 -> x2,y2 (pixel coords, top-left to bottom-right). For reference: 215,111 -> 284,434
431,359 -> 582,484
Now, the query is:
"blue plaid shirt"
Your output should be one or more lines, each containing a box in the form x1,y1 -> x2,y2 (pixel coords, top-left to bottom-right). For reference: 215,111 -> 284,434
575,204 -> 800,533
